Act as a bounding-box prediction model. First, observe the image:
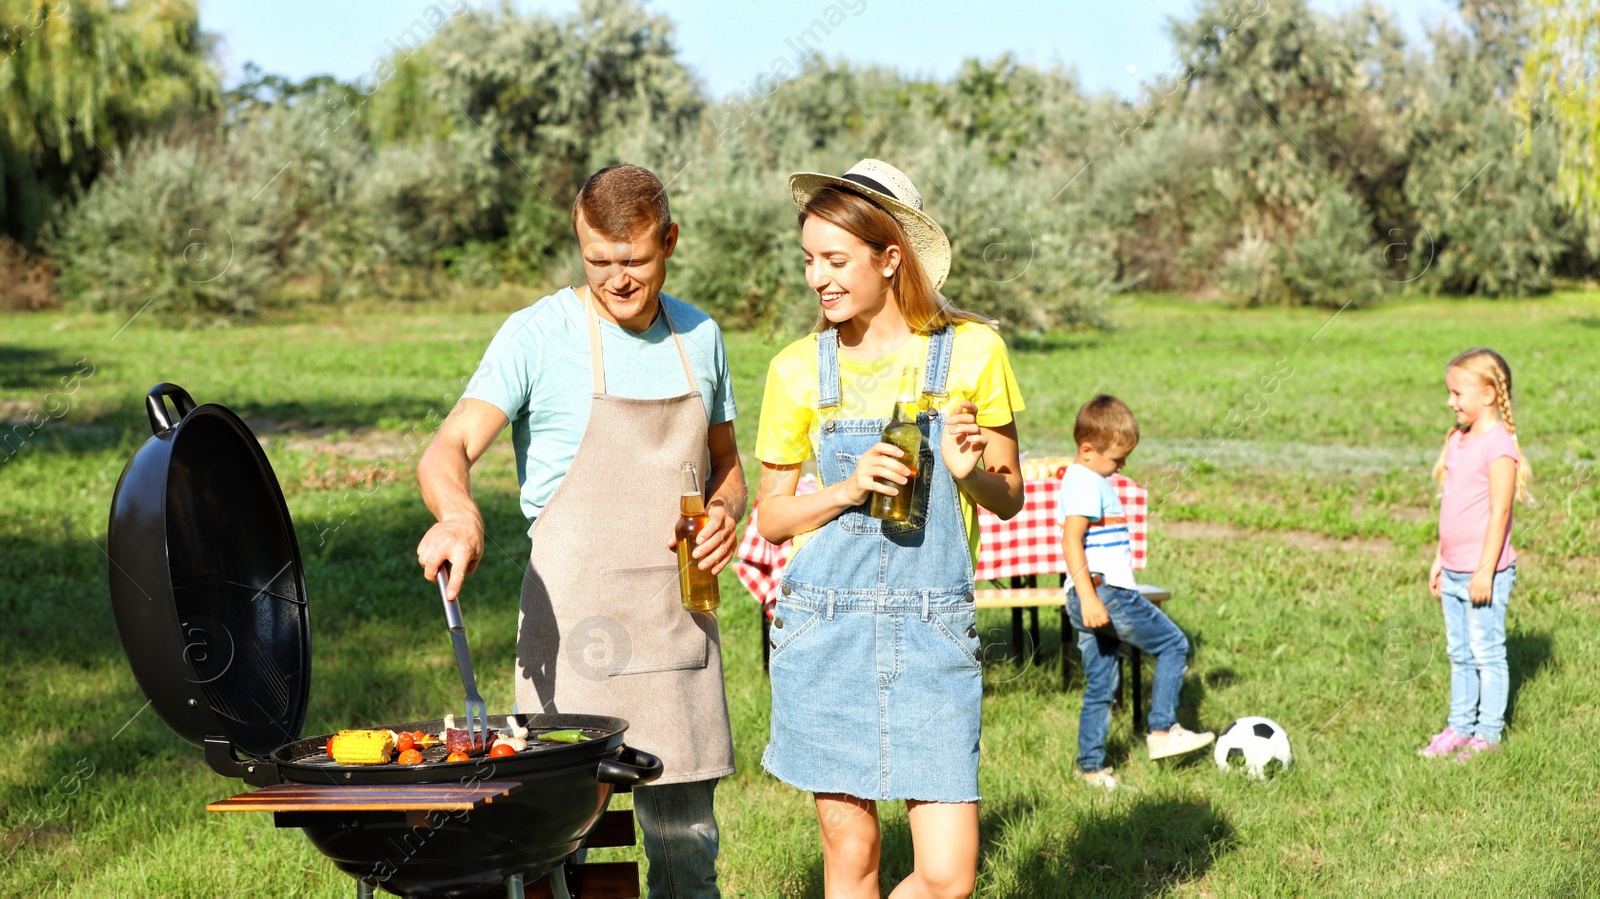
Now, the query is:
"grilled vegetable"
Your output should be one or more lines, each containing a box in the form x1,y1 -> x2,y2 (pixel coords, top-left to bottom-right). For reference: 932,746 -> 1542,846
329,729 -> 396,766
492,736 -> 528,753
396,749 -> 424,766
488,743 -> 517,758
396,732 -> 415,753
536,729 -> 589,744
445,751 -> 470,763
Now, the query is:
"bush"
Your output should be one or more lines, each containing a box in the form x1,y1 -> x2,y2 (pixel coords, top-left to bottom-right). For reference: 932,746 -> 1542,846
1087,121 -> 1234,292
48,134 -> 286,318
929,140 -> 1115,332
1218,226 -> 1282,306
1402,26 -> 1578,297
1280,189 -> 1385,308
671,163 -> 803,334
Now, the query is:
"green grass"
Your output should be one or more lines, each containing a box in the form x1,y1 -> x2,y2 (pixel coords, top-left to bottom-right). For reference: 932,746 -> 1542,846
2,291 -> 1599,896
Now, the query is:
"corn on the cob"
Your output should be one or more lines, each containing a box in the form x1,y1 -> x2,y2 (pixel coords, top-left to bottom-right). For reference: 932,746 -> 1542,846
330,729 -> 396,765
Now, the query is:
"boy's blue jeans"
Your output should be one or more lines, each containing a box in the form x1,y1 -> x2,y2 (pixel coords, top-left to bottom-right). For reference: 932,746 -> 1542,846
1065,582 -> 1191,773
630,777 -> 721,898
1440,564 -> 1515,744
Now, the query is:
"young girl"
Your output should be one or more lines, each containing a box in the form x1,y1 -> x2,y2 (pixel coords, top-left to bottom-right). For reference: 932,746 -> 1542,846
1419,347 -> 1532,761
755,159 -> 1025,898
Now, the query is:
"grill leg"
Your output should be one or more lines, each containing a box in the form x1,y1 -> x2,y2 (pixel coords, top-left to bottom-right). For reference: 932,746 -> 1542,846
506,872 -> 526,899
356,880 -> 375,899
549,862 -> 574,899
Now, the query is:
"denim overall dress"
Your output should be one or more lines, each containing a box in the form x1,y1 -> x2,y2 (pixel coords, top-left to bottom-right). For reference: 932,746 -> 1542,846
762,325 -> 983,803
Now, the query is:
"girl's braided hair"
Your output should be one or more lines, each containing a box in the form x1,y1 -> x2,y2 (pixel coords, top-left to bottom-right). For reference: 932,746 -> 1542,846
1432,347 -> 1533,504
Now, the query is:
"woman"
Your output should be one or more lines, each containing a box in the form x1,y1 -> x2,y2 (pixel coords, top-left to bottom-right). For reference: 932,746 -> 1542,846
755,159 -> 1025,898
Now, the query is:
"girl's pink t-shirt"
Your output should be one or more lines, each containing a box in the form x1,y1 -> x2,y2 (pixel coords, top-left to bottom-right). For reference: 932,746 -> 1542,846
1438,420 -> 1518,572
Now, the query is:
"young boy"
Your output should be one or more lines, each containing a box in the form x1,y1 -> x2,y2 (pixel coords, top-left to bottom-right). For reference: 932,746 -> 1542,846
1060,395 -> 1213,790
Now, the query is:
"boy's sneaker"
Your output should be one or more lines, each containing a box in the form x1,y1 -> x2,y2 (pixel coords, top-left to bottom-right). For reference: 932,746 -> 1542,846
1147,724 -> 1215,760
1417,727 -> 1471,759
1455,735 -> 1499,762
1079,768 -> 1121,791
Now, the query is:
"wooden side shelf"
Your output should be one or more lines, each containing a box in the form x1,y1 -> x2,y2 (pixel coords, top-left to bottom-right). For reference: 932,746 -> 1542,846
207,781 -> 522,813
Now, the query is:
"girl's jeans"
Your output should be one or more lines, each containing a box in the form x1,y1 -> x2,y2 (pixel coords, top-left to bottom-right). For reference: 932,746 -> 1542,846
1440,564 -> 1515,744
1066,583 -> 1191,773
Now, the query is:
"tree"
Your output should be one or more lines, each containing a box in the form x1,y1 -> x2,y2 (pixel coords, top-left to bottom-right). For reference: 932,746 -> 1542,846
0,0 -> 219,245
1521,0 -> 1600,228
1407,0 -> 1579,296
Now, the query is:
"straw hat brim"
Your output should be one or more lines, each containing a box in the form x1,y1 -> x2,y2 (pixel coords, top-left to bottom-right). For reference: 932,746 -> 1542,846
789,172 -> 952,291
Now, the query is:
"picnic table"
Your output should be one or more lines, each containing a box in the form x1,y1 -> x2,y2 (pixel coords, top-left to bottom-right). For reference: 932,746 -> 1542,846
735,459 -> 1166,719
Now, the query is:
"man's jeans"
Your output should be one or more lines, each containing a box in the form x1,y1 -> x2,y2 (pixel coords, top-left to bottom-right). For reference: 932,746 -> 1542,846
1440,564 -> 1515,743
630,777 -> 721,898
1066,583 -> 1191,773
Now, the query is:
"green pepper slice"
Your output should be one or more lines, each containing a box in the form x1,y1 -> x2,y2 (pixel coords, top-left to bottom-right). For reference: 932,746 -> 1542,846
536,729 -> 589,744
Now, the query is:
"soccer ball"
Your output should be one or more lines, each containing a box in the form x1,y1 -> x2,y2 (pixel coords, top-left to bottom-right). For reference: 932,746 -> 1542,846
1214,717 -> 1292,779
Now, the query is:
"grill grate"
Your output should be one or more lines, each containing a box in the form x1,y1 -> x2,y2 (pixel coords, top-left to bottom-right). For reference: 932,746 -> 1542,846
282,717 -> 611,769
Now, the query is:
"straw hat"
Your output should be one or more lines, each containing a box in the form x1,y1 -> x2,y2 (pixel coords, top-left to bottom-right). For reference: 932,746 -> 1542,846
789,159 -> 952,290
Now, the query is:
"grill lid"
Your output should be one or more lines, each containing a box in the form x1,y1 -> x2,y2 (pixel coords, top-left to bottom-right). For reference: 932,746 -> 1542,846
108,384 -> 311,766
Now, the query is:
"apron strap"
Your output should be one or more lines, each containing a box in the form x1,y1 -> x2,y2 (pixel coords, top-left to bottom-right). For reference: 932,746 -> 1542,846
583,290 -> 698,396
656,302 -> 699,393
816,328 -> 842,409
585,295 -> 607,394
922,325 -> 955,398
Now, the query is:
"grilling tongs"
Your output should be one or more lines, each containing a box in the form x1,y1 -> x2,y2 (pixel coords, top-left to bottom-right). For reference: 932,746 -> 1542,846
436,562 -> 489,752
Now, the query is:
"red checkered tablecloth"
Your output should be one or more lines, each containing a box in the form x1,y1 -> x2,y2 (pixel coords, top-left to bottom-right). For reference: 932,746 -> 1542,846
735,472 -> 1148,610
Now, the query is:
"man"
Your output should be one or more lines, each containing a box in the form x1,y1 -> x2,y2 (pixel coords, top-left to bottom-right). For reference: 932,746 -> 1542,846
416,164 -> 744,898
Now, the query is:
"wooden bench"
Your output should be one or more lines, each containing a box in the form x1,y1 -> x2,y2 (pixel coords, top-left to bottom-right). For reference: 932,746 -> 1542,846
974,575 -> 1171,732
525,806 -> 640,898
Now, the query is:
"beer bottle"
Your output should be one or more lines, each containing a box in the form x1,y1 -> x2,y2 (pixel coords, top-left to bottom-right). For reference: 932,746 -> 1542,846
676,461 -> 721,612
869,365 -> 924,522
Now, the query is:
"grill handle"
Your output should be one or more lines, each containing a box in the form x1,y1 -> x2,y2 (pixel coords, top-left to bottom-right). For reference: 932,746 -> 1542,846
205,734 -> 281,787
145,383 -> 198,434
596,746 -> 663,788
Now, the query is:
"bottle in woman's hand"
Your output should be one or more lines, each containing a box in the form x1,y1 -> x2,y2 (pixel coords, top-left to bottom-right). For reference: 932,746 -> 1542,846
870,365 -> 923,522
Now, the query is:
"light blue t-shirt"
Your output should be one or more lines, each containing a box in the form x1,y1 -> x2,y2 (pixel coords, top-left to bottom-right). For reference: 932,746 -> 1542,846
464,287 -> 736,532
1057,463 -> 1137,589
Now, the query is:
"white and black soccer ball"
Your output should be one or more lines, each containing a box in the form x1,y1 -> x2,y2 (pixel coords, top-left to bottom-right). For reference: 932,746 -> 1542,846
1214,717 -> 1292,779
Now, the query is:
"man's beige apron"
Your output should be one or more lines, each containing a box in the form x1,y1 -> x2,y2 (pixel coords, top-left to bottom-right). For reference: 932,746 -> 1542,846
515,293 -> 735,785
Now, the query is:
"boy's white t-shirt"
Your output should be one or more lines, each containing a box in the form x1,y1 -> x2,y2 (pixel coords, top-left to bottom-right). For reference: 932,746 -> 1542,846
1057,463 -> 1138,589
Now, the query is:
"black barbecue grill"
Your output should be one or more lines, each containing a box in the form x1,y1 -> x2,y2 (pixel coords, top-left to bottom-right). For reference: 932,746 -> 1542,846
107,385 -> 661,898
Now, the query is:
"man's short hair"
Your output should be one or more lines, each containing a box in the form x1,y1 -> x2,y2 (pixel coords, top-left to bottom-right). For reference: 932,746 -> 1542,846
1074,394 -> 1140,450
571,164 -> 672,241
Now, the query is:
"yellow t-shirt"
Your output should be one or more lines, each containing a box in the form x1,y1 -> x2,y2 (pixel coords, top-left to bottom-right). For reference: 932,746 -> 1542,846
754,322 -> 1026,564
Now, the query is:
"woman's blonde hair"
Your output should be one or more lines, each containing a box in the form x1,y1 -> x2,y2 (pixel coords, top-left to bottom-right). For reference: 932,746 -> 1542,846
799,187 -> 991,334
1432,347 -> 1532,504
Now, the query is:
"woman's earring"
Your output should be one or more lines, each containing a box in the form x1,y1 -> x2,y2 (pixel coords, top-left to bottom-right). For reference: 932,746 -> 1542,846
883,268 -> 894,277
